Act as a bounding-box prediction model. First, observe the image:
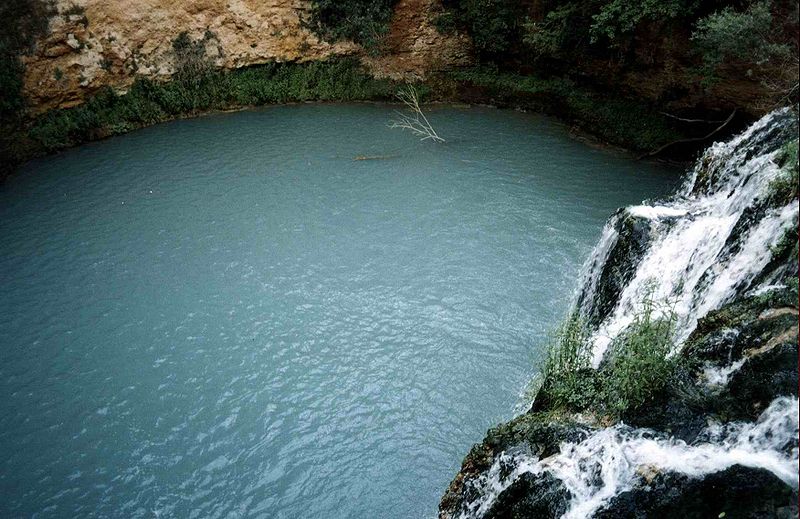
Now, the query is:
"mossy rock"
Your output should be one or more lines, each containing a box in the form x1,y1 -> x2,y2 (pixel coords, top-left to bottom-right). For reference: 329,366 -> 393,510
439,412 -> 589,518
576,210 -> 659,328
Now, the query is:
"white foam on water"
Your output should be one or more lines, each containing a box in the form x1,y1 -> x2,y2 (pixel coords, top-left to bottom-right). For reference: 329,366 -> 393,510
702,358 -> 747,386
460,397 -> 798,518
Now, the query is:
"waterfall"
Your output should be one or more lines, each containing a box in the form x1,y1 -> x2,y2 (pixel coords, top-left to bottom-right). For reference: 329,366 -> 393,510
460,397 -> 799,519
453,108 -> 799,519
575,108 -> 798,365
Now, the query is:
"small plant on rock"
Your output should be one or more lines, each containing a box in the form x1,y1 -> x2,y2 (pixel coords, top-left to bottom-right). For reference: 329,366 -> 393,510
539,281 -> 680,419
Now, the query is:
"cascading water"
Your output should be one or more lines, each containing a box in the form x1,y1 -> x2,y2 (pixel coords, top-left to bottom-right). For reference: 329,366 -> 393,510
577,108 -> 798,366
452,108 -> 799,518
462,397 -> 798,519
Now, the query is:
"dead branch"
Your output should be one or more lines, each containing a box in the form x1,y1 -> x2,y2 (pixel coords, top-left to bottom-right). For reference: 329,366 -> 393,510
639,109 -> 737,160
659,112 -> 727,124
389,85 -> 445,143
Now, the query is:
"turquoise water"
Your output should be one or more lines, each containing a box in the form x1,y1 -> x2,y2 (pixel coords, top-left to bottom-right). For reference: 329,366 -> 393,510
0,105 -> 678,518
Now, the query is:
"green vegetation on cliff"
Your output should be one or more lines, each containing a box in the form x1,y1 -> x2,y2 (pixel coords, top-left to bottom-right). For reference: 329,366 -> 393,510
306,0 -> 399,51
446,67 -> 683,151
441,0 -> 799,110
26,58 -> 394,153
0,0 -> 53,120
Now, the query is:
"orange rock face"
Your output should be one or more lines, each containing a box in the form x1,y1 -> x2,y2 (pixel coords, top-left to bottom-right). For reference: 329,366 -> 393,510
22,0 -> 471,114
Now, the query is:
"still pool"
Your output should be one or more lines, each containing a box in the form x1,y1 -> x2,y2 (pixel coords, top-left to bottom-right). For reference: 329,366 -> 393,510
0,105 -> 678,518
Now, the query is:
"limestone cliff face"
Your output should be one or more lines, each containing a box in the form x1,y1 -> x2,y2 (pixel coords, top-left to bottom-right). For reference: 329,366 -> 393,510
364,0 -> 471,80
22,0 -> 470,114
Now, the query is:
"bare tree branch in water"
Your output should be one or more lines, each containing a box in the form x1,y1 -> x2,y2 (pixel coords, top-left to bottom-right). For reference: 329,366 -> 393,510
639,109 -> 737,160
389,85 -> 445,143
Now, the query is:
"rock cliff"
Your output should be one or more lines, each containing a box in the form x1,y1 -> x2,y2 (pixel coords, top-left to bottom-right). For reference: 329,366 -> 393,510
21,0 -> 469,114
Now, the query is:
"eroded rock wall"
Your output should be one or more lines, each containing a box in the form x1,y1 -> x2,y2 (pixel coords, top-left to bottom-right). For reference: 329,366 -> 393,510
22,0 -> 470,114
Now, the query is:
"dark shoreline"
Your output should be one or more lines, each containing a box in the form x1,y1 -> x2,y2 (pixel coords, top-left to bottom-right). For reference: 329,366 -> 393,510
2,60 -> 714,182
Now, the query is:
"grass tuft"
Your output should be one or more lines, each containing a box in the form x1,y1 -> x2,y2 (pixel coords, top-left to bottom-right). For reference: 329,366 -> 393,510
540,283 -> 680,419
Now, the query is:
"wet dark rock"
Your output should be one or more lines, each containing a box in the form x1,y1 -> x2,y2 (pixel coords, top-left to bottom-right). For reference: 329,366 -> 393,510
483,472 -> 570,519
595,466 -> 798,519
439,414 -> 590,518
626,289 -> 798,439
576,211 -> 658,328
685,292 -> 797,364
725,340 -> 798,421
691,109 -> 797,196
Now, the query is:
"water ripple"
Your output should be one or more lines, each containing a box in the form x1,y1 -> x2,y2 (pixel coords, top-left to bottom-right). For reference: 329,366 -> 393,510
0,105 -> 677,518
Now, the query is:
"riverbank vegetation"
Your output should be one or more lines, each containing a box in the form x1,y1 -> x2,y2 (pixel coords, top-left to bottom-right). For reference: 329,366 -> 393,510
439,0 -> 798,99
4,58 -> 396,170
443,67 -> 683,151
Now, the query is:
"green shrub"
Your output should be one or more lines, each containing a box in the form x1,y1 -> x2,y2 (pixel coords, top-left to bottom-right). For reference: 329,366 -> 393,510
692,0 -> 795,88
171,31 -> 216,87
590,0 -> 691,43
522,5 -> 579,58
542,316 -> 599,411
307,0 -> 398,52
448,66 -> 682,151
601,296 -> 677,416
446,0 -> 696,59
693,1 -> 785,66
540,284 -> 679,419
440,0 -> 523,57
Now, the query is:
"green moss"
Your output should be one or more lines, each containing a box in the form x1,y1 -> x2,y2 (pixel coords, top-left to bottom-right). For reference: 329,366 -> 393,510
769,225 -> 798,260
766,138 -> 799,206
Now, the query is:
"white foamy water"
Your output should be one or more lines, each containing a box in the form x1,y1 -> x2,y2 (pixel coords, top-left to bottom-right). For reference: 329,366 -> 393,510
462,397 -> 799,518
702,357 -> 747,386
461,109 -> 798,518
580,109 -> 798,365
